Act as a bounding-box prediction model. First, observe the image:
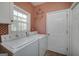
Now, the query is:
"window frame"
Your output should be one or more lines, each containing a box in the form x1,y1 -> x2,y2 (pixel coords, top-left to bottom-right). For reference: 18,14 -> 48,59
9,5 -> 31,33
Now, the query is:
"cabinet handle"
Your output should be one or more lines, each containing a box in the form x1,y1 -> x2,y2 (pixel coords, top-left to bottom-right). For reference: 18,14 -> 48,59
11,20 -> 13,22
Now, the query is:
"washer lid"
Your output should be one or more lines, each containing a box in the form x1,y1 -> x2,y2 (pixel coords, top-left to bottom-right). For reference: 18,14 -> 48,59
2,37 -> 34,49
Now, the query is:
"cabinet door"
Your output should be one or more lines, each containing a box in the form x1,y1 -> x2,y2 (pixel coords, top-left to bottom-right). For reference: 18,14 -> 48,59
14,40 -> 39,56
0,2 -> 11,23
39,36 -> 48,56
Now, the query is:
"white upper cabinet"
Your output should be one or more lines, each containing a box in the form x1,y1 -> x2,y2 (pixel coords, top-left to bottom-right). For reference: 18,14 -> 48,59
0,2 -> 13,24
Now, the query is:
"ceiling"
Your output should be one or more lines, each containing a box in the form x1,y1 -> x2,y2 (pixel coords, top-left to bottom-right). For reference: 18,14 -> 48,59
31,2 -> 46,6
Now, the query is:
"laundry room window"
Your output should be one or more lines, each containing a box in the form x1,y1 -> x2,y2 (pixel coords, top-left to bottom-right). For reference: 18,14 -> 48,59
11,5 -> 30,32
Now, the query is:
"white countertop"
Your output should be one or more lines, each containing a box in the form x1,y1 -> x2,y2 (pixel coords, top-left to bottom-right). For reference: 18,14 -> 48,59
1,34 -> 47,53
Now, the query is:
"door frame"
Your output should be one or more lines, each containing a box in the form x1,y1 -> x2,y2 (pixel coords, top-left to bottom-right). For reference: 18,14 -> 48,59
70,2 -> 78,10
69,2 -> 78,56
46,9 -> 71,55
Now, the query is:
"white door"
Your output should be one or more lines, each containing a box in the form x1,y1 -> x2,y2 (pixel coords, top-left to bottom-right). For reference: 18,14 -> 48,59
47,9 -> 68,55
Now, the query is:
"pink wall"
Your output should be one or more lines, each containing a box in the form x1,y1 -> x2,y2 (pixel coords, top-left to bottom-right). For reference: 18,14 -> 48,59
14,2 -> 36,31
33,2 -> 73,34
14,2 -> 34,13
35,2 -> 73,12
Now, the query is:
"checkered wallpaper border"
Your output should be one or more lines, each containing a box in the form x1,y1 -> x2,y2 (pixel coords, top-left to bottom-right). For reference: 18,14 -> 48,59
0,24 -> 8,35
